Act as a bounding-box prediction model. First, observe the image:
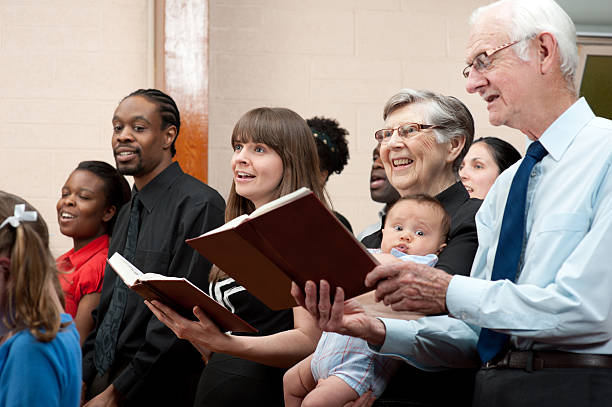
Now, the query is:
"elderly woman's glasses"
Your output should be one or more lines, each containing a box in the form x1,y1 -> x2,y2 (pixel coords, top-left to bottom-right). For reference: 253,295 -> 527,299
462,39 -> 523,78
374,123 -> 440,143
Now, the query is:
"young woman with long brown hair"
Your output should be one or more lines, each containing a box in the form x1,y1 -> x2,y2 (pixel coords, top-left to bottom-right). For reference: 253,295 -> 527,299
147,107 -> 327,405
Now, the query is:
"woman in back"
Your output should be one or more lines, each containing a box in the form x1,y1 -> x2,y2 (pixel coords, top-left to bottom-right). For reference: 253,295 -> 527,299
0,191 -> 81,406
147,107 -> 326,405
307,116 -> 353,232
459,137 -> 521,199
56,160 -> 131,344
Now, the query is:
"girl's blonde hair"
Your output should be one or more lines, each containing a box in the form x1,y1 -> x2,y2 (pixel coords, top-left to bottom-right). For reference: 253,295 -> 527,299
210,107 -> 328,282
0,191 -> 65,342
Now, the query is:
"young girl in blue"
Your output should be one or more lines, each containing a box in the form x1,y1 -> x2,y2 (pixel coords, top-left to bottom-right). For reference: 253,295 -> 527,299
0,191 -> 81,407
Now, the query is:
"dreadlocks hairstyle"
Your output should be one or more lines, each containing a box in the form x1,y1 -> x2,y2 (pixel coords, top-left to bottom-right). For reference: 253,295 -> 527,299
0,191 -> 66,342
307,116 -> 350,180
125,89 -> 181,157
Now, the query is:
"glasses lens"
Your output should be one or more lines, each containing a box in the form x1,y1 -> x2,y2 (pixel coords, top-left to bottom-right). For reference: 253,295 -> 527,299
463,65 -> 471,78
375,129 -> 393,142
398,124 -> 419,138
474,54 -> 490,72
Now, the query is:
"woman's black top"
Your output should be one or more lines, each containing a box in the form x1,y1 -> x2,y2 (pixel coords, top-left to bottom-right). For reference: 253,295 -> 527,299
194,278 -> 293,406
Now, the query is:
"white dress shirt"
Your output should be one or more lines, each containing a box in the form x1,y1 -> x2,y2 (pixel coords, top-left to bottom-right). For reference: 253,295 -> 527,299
374,98 -> 612,369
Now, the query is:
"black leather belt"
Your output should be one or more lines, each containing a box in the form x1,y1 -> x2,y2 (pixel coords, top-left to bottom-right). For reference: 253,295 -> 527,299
483,350 -> 612,372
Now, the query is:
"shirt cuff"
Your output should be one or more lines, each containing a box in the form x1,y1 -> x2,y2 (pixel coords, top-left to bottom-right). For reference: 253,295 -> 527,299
373,317 -> 417,358
447,274 -> 489,323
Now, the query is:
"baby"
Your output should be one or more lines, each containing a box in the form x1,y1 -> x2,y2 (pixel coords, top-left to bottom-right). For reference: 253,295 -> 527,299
284,194 -> 450,406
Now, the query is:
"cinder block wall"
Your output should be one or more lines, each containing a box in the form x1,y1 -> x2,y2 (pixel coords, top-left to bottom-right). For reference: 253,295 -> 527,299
0,0 -> 151,256
0,0 -> 525,255
207,0 -> 524,236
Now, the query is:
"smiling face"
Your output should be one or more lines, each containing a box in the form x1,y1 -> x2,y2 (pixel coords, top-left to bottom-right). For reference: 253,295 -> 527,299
381,199 -> 446,256
459,142 -> 501,199
56,169 -> 115,250
370,144 -> 400,204
112,96 -> 175,189
380,103 -> 454,197
231,140 -> 284,209
465,12 -> 539,130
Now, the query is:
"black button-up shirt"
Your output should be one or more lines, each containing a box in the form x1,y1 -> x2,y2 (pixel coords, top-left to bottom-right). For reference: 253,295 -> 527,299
82,162 -> 225,405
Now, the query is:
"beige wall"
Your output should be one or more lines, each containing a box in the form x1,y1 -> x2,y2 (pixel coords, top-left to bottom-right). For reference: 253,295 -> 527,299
207,0 -> 525,236
0,0 -> 152,256
0,0 -> 527,256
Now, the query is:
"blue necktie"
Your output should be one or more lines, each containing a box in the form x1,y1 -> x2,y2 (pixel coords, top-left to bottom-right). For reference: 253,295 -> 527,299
477,141 -> 548,363
94,194 -> 141,375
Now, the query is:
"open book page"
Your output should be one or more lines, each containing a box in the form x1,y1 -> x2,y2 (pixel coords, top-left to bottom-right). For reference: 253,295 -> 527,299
249,187 -> 311,218
108,253 -> 184,284
200,214 -> 249,237
198,188 -> 311,238
107,252 -> 257,333
108,252 -> 143,286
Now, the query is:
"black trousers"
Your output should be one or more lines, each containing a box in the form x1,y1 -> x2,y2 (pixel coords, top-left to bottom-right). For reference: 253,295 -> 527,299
86,353 -> 200,407
193,353 -> 286,406
374,365 -> 476,407
473,367 -> 612,407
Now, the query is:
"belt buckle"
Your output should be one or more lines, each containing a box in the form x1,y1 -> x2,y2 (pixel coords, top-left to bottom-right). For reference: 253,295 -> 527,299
482,351 -> 511,370
483,361 -> 495,369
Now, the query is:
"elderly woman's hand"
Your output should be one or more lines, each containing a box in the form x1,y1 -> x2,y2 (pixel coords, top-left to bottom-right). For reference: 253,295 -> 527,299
365,261 -> 452,315
291,280 -> 387,346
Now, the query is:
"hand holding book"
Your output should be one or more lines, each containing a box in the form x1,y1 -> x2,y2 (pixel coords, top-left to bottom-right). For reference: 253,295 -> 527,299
187,188 -> 379,310
108,252 -> 257,333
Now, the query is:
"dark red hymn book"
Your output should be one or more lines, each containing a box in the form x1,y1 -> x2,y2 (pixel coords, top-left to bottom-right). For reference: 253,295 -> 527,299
186,188 -> 379,310
107,252 -> 257,333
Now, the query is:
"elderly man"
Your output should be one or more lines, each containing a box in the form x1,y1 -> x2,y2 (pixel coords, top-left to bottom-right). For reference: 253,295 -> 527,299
294,1 -> 612,406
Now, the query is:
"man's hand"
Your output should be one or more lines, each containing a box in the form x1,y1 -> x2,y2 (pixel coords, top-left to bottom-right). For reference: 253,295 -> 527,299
365,261 -> 452,315
83,384 -> 121,407
291,280 -> 387,346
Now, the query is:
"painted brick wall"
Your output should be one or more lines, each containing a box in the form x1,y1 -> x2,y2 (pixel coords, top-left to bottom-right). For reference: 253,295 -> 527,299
0,0 -> 527,256
0,0 -> 151,256
207,0 -> 525,236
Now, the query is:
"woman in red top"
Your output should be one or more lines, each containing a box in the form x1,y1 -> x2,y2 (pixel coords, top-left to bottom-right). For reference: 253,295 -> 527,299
56,161 -> 130,344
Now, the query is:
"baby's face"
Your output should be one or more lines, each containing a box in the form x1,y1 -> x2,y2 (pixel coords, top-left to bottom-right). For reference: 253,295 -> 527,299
381,200 -> 445,256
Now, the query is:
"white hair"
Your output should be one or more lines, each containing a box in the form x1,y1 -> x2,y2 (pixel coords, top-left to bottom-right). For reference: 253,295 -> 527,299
383,88 -> 475,174
470,0 -> 578,93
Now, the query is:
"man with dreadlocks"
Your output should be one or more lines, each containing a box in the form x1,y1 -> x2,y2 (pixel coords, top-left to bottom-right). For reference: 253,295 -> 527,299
81,89 -> 225,406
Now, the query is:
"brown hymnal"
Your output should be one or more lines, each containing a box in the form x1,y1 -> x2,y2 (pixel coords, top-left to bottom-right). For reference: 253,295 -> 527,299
107,252 -> 257,333
186,187 -> 379,310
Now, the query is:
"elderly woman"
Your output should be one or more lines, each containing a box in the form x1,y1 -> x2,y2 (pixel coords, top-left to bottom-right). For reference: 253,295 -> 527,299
361,89 -> 480,277
294,89 -> 481,406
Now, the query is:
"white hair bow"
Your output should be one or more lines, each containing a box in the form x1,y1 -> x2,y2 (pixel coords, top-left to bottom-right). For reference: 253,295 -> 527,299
0,204 -> 37,230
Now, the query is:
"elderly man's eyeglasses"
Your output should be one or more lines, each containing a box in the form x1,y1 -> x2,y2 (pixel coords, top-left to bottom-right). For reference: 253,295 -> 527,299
374,123 -> 440,143
462,39 -> 523,78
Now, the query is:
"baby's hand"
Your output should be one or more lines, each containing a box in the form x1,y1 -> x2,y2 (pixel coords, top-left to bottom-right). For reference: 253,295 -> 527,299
372,252 -> 402,265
